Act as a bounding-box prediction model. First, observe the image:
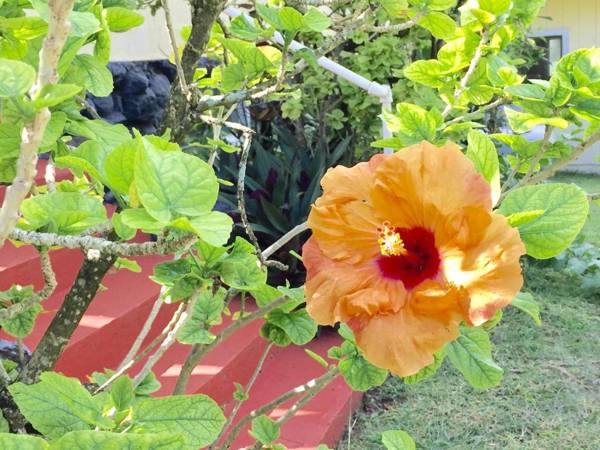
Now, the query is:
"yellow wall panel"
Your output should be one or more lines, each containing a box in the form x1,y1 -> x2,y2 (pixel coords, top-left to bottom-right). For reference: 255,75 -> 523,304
534,0 -> 600,51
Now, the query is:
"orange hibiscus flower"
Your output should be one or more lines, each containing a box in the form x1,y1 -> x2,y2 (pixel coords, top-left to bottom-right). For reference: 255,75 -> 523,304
303,141 -> 525,377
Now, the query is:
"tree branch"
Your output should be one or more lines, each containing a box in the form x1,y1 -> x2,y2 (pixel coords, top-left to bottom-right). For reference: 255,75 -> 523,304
524,129 -> 600,185
19,252 -> 117,383
209,343 -> 274,449
219,367 -> 340,450
132,293 -> 198,387
172,295 -> 290,395
262,221 -> 309,260
365,13 -> 423,33
0,0 -> 76,246
443,29 -> 489,118
158,0 -> 227,141
9,228 -> 196,256
161,0 -> 189,95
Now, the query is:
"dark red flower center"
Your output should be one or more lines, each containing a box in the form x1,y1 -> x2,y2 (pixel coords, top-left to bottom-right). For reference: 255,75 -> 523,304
377,226 -> 441,289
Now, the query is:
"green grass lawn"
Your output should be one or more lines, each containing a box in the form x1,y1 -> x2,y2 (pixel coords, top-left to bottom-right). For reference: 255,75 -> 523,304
338,172 -> 600,450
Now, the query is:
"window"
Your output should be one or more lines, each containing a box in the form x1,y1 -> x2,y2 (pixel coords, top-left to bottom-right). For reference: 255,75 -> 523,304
527,35 -> 564,80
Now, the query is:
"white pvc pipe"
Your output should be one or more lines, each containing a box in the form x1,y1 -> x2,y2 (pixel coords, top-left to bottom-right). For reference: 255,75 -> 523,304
223,6 -> 394,154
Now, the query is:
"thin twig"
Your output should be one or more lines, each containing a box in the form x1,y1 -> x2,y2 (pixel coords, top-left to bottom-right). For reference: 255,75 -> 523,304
443,29 -> 489,118
236,132 -> 287,271
95,301 -> 186,393
524,129 -> 600,185
9,228 -> 196,256
0,0 -> 76,246
210,343 -> 274,449
522,126 -> 554,182
0,247 -> 56,321
219,367 -> 340,450
76,95 -> 102,120
365,13 -> 423,33
132,292 -> 199,387
444,97 -> 507,127
162,0 -> 189,95
116,291 -> 166,372
262,221 -> 309,260
199,114 -> 254,134
172,295 -> 290,395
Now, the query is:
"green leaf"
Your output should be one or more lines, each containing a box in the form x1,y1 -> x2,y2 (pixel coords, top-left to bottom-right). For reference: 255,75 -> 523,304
229,16 -> 271,41
418,12 -> 456,39
135,371 -> 162,396
151,259 -> 192,286
479,0 -> 510,15
178,325 -> 215,345
49,431 -> 185,449
384,103 -> 437,145
446,326 -> 503,389
178,288 -> 226,344
256,4 -> 283,29
378,0 -> 408,17
55,140 -> 107,182
112,212 -> 136,240
338,323 -> 356,344
511,292 -> 541,326
1,16 -> 48,40
218,38 -> 273,77
220,253 -> 266,290
303,7 -> 331,32
171,211 -> 233,247
120,208 -> 163,233
402,349 -> 445,384
135,144 -> 218,222
66,120 -> 130,150
404,60 -> 445,88
19,192 -> 107,235
114,257 -> 141,273
504,108 -> 568,133
339,353 -> 388,392
0,58 -> 35,97
278,7 -> 305,32
466,130 -> 500,200
427,0 -> 457,10
505,84 -> 547,100
381,429 -> 416,450
104,138 -> 140,195
8,372 -> 107,439
0,303 -> 42,338
131,395 -> 225,448
0,434 -> 49,449
193,287 -> 226,325
40,111 -> 67,149
105,7 -> 144,32
32,84 -> 82,109
266,309 -> 317,345
260,322 -> 292,346
110,376 -> 134,411
31,0 -> 101,37
64,54 -> 113,97
250,415 -> 280,445
498,183 -> 589,259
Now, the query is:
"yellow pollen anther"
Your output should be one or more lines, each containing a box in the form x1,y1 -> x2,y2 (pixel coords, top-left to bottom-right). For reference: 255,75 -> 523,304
378,222 -> 406,256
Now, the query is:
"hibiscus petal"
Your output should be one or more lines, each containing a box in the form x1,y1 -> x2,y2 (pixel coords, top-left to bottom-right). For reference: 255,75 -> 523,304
371,142 -> 493,228
303,238 -> 381,324
352,281 -> 463,377
442,214 -> 526,325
